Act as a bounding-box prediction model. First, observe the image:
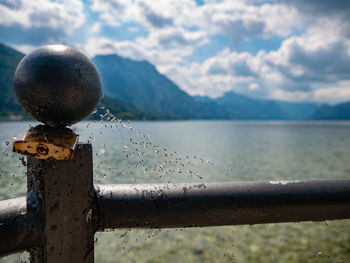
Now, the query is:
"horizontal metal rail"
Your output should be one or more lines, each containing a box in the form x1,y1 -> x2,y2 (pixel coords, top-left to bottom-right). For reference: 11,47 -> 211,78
95,179 -> 350,229
1,179 -> 350,257
0,194 -> 42,257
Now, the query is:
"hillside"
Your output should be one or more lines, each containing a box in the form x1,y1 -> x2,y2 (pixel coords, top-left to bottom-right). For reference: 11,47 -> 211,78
92,54 -> 225,119
214,91 -> 318,120
1,43 -> 349,121
92,54 -> 320,120
310,102 -> 350,120
0,43 -> 26,117
95,96 -> 153,120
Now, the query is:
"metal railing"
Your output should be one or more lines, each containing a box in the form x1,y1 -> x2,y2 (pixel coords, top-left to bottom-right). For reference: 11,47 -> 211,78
1,143 -> 350,262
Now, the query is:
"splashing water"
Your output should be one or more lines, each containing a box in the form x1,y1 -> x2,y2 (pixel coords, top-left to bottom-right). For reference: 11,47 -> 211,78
84,106 -> 213,185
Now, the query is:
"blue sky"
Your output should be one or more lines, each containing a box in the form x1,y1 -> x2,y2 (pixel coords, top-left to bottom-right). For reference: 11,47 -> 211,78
1,0 -> 350,104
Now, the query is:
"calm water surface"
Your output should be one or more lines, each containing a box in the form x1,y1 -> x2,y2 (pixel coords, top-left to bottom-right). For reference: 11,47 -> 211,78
1,121 -> 350,262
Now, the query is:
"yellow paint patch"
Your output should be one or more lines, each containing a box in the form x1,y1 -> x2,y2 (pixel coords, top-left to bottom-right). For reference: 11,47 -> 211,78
13,125 -> 78,160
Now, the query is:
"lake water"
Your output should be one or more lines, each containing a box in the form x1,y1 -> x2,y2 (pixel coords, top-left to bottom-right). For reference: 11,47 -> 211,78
1,120 -> 350,262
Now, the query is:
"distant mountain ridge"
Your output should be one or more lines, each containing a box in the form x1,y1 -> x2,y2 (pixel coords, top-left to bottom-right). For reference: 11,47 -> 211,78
0,43 -> 147,120
213,91 -> 318,120
0,43 -> 26,117
92,54 -> 226,119
310,102 -> 350,120
0,42 -> 349,120
92,54 -> 327,120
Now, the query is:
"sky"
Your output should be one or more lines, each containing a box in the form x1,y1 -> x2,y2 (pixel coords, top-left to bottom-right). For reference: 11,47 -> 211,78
1,0 -> 350,104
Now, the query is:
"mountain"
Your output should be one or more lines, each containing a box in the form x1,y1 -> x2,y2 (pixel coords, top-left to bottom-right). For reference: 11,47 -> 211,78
92,54 -> 225,119
214,91 -> 318,120
310,102 -> 350,120
192,95 -> 213,103
1,43 -> 349,121
0,43 -> 26,118
275,101 -> 319,120
93,55 -> 192,118
0,43 -> 147,121
95,96 -> 152,120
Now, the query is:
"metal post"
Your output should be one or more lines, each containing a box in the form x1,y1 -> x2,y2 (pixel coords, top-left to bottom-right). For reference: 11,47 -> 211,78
7,45 -> 100,262
27,143 -> 95,263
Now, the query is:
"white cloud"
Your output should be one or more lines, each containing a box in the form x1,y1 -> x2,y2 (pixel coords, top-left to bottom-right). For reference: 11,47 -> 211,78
312,81 -> 350,104
249,83 -> 260,90
268,89 -> 312,103
83,36 -> 193,67
128,26 -> 139,32
89,0 -> 198,29
87,0 -> 208,71
12,43 -> 37,54
82,1 -> 350,103
0,0 -> 85,34
267,83 -> 350,105
165,25 -> 350,103
265,27 -> 350,84
88,0 -> 300,47
137,27 -> 208,50
197,1 -> 300,46
2,0 -> 349,103
91,22 -> 102,34
89,0 -> 136,27
84,37 -> 147,59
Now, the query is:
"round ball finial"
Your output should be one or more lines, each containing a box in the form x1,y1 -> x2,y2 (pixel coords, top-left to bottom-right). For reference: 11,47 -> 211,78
14,45 -> 101,127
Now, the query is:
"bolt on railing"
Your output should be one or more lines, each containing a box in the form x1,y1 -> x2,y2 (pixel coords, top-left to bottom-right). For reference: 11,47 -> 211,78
0,45 -> 350,263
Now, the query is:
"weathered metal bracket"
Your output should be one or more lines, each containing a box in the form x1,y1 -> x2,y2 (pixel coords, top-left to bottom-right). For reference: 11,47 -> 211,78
13,125 -> 78,160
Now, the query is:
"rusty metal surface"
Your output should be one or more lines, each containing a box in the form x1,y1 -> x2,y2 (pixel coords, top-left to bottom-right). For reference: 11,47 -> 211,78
27,143 -> 96,263
95,179 -> 350,229
13,125 -> 78,160
14,45 -> 101,127
0,195 -> 42,257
